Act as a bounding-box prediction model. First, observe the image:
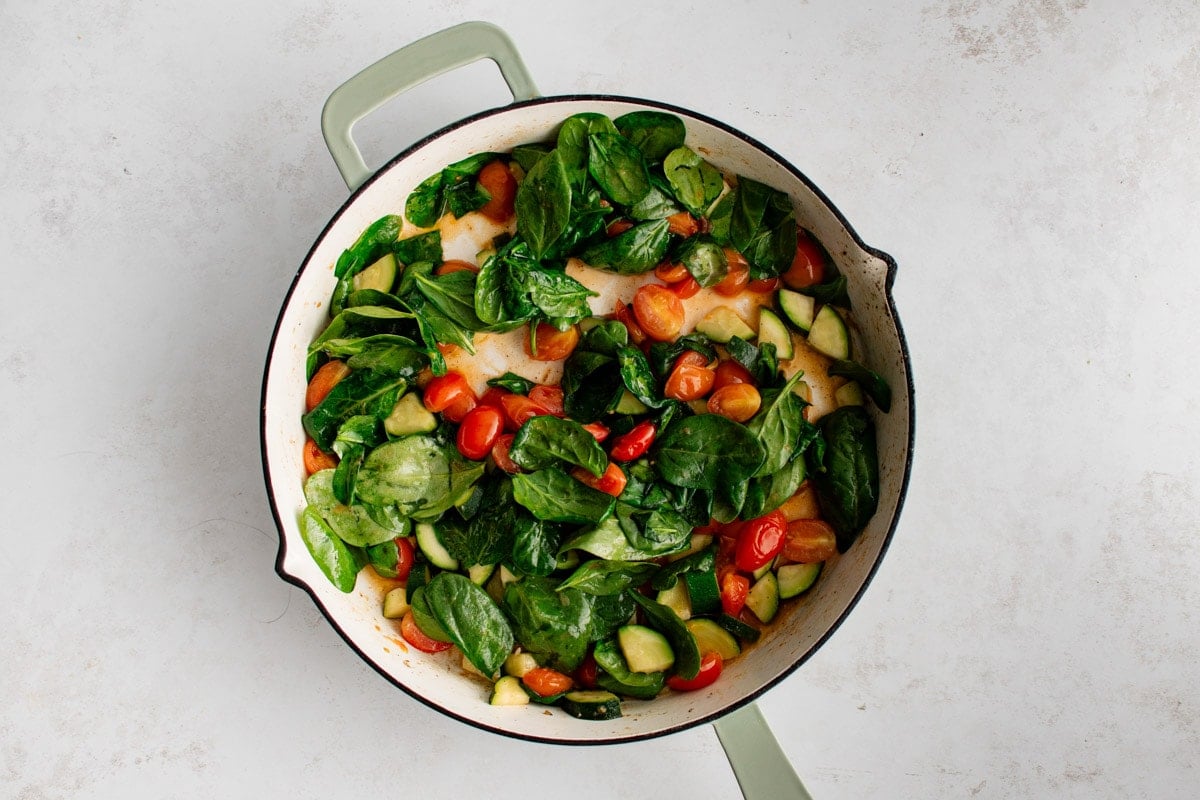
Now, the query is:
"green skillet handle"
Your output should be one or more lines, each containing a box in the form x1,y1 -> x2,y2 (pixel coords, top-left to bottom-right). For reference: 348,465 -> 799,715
713,702 -> 814,800
321,21 -> 540,191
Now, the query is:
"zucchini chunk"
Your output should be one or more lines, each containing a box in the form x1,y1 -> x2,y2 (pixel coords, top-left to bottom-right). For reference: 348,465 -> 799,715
685,618 -> 741,661
352,253 -> 398,293
415,522 -> 459,570
757,307 -> 794,360
777,562 -> 822,599
559,690 -> 623,721
746,572 -> 780,624
695,306 -> 755,343
777,289 -> 816,332
490,675 -> 531,707
618,624 -> 676,673
807,305 -> 850,359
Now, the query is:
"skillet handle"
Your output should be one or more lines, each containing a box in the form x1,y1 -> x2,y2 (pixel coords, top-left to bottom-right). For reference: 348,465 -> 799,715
321,21 -> 540,191
713,702 -> 814,800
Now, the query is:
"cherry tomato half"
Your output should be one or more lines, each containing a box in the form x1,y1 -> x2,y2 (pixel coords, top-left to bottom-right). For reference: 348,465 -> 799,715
654,261 -> 690,283
667,211 -> 700,238
528,384 -> 565,417
434,259 -> 480,276
491,433 -> 522,474
500,394 -> 551,430
666,651 -> 723,692
707,383 -> 762,423
606,218 -> 634,237
477,160 -> 517,223
782,519 -> 838,564
734,510 -> 788,572
306,360 -> 350,411
747,276 -> 780,293
522,667 -> 574,698
582,422 -> 610,443
573,462 -> 627,497
393,536 -> 415,583
574,652 -> 599,690
665,363 -> 716,402
456,405 -> 505,461
669,276 -> 701,299
713,258 -> 750,296
526,321 -> 580,361
632,284 -> 685,342
714,359 -> 754,389
782,232 -> 827,289
423,372 -> 476,416
615,300 -> 648,346
303,438 -> 338,475
720,571 -> 750,616
400,610 -> 452,653
610,421 -> 656,462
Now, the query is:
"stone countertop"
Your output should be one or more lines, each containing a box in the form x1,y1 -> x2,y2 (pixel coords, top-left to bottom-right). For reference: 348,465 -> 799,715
3,2 -> 1198,798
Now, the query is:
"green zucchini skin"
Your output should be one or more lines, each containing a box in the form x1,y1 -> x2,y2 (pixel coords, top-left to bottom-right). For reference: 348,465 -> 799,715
559,690 -> 623,720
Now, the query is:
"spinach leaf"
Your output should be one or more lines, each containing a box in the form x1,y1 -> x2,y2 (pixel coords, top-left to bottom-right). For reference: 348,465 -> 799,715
509,516 -> 561,578
742,451 -> 808,519
617,346 -> 663,408
653,414 -> 766,491
515,149 -> 572,259
579,218 -> 670,274
646,333 -> 717,379
674,235 -> 728,288
408,262 -> 487,332
364,503 -> 412,536
726,335 -> 781,387
302,370 -> 407,451
629,181 -> 682,221
616,503 -> 692,557
475,242 -> 538,327
561,350 -> 624,423
800,273 -> 851,307
510,416 -> 608,477
298,506 -> 363,593
828,360 -> 892,412
557,560 -> 659,596
559,517 -> 659,562
707,190 -> 734,244
406,291 -> 476,355
512,468 -> 616,525
405,153 -> 499,227
650,545 -> 716,591
589,592 -> 637,641
728,177 -> 797,279
594,637 -> 665,699
330,414 -> 383,505
303,469 -> 398,548
308,306 -> 416,368
524,267 -> 597,323
545,186 -> 612,259
405,173 -> 446,228
437,508 -> 509,569
355,436 -> 485,520
423,572 -> 514,676
334,215 -> 402,279
581,319 -> 628,355
751,371 -> 810,476
557,113 -> 619,185
663,146 -> 724,216
409,586 -> 452,642
503,577 -> 594,671
614,111 -> 686,162
807,405 -> 879,552
588,132 -> 652,206
392,230 -> 443,266
487,371 -> 536,394
340,339 -> 428,377
365,536 -> 404,578
630,593 -> 701,680
512,143 -> 551,172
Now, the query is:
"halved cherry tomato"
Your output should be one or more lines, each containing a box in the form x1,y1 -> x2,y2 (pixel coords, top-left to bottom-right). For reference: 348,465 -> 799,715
707,383 -> 762,423
303,438 -> 338,475
654,261 -> 690,283
400,610 -> 452,653
748,276 -> 780,293
667,211 -> 700,238
782,519 -> 838,563
526,321 -> 580,361
632,284 -> 685,342
306,360 -> 350,411
522,667 -> 574,698
528,384 -> 565,417
491,433 -> 522,473
582,422 -> 610,443
500,394 -> 551,430
610,421 -> 656,461
714,360 -> 754,389
478,386 -> 510,410
666,651 -> 723,692
713,258 -> 750,296
615,300 -> 648,346
734,510 -> 788,572
442,395 -> 476,423
782,233 -> 827,289
423,372 -> 475,413
434,259 -> 480,276
573,462 -> 627,497
574,652 -> 599,690
665,362 -> 716,401
477,160 -> 518,223
720,572 -> 750,616
674,350 -> 708,370
669,276 -> 701,299
606,218 -> 635,237
456,405 -> 505,461
393,536 -> 416,583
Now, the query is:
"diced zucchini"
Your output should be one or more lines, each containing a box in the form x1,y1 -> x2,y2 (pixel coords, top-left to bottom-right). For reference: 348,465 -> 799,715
790,378 -> 812,403
746,572 -> 780,624
685,618 -> 741,661
618,625 -> 676,673
807,305 -> 850,359
778,289 -> 816,333
757,307 -> 794,360
353,253 -> 398,293
752,557 -> 776,581
559,690 -> 623,721
615,389 -> 650,415
835,381 -> 864,407
777,562 -> 823,599
695,306 -> 755,343
683,570 -> 721,616
381,586 -> 410,619
415,522 -> 458,570
715,613 -> 761,644
383,392 -> 437,437
504,651 -> 539,678
656,581 -> 692,621
489,675 -> 530,707
467,563 -> 495,585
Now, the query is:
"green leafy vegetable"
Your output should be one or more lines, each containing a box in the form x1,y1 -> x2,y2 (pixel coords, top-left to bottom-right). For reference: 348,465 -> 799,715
510,416 -> 608,477
614,111 -> 686,162
593,637 -> 665,699
515,149 -> 572,259
580,218 -> 670,274
503,577 -> 594,671
302,371 -> 407,451
334,215 -> 402,279
298,506 -> 363,593
587,132 -> 652,206
727,177 -> 797,278
423,572 -> 514,676
512,468 -> 616,525
663,146 -> 724,216
653,414 -> 766,491
557,560 -> 659,596
629,593 -> 701,680
807,406 -> 879,552
355,436 -> 485,520
828,360 -> 892,412
674,235 -> 728,288
487,371 -> 536,394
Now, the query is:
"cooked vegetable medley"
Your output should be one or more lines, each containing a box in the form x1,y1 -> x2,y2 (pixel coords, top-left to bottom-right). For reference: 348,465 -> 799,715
299,110 -> 889,720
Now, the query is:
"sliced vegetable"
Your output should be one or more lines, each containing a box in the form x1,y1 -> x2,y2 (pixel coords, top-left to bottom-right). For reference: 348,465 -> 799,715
559,690 -> 622,720
807,304 -> 850,360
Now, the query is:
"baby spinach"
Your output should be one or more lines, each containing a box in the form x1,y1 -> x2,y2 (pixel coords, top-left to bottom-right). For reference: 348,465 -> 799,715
545,186 -> 611,260
407,263 -> 487,333
334,214 -> 402,279
646,333 -> 717,379
653,414 -> 766,491
405,173 -> 446,228
409,587 -> 452,642
298,506 -> 364,593
392,229 -> 443,266
330,414 -> 384,505
557,113 -> 619,186
616,346 -> 663,409
630,593 -> 701,680
587,132 -> 652,206
579,218 -> 670,274
303,469 -> 398,548
674,235 -> 728,288
725,335 -> 781,388
365,537 -> 404,579
503,577 -> 593,671
355,435 -> 485,520
556,560 -> 659,596
512,143 -> 551,172
524,267 -> 597,324
423,572 -> 514,677
616,504 -> 692,556
515,149 -> 572,259
302,371 -> 407,451
475,242 -> 538,327
508,515 -> 561,578
742,452 -> 808,519
663,146 -> 723,217
614,110 -> 686,162
561,350 -> 624,423
406,153 -> 500,227
727,177 -> 797,278
510,416 -> 608,477
559,517 -> 658,562
801,273 -> 851,307
751,371 -> 810,476
828,359 -> 892,412
487,371 -> 536,394
650,545 -> 716,591
512,468 -> 616,525
341,339 -> 427,377
807,405 -> 879,552
581,319 -> 629,355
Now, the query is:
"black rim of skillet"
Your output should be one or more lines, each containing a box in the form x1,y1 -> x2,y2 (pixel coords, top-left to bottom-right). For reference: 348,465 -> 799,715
259,93 -> 916,746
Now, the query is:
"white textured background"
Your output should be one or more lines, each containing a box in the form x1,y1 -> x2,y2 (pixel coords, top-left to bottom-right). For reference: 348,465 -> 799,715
3,1 -> 1198,798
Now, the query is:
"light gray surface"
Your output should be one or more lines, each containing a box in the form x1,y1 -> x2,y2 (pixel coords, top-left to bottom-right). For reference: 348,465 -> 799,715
3,1 -> 1197,798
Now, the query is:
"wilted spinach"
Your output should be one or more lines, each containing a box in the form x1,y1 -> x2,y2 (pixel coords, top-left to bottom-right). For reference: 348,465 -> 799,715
510,416 -> 608,477
511,467 -> 617,525
423,572 -> 514,676
807,405 -> 879,552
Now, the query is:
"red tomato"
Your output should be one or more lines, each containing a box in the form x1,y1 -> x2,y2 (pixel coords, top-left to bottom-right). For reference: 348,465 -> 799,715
667,211 -> 700,238
491,434 -> 522,474
632,284 -> 685,342
400,611 -> 452,653
573,462 -> 627,497
477,160 -> 517,223
666,651 -> 723,692
423,372 -> 476,414
500,394 -> 551,429
747,276 -> 780,293
654,261 -> 690,283
606,218 -> 634,237
434,259 -> 480,276
393,536 -> 415,583
674,350 -> 710,370
707,383 -> 762,423
303,438 -> 338,475
522,667 -> 574,698
714,259 -> 750,297
442,395 -> 476,423
615,300 -> 648,346
528,384 -> 565,417
477,386 -> 510,410
526,321 -> 580,361
574,652 -> 599,690
782,233 -> 827,289
782,519 -> 838,563
610,421 -> 656,461
306,360 -> 350,411
582,422 -> 610,443
714,360 -> 754,389
734,510 -> 788,572
665,363 -> 716,401
456,405 -> 505,461
720,572 -> 750,616
669,276 -> 701,299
